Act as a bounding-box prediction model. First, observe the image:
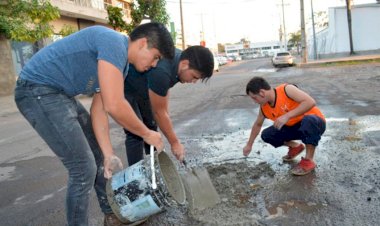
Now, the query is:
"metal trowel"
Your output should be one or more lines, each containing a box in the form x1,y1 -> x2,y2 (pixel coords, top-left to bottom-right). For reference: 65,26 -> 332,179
180,160 -> 220,212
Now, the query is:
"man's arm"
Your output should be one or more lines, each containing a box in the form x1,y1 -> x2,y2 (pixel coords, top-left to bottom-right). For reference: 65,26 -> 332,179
243,111 -> 265,156
91,93 -> 123,178
149,89 -> 184,161
274,84 -> 316,130
96,60 -> 164,150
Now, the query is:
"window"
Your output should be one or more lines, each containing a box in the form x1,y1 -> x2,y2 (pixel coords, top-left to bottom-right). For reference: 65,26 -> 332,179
104,0 -> 112,10
116,0 -> 130,16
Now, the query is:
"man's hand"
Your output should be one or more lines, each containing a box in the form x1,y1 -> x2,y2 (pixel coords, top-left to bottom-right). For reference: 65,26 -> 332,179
171,142 -> 185,161
243,144 -> 253,157
273,114 -> 290,130
103,155 -> 123,179
142,130 -> 164,152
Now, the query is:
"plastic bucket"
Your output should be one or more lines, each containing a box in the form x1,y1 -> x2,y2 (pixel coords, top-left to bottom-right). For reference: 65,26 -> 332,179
106,151 -> 186,223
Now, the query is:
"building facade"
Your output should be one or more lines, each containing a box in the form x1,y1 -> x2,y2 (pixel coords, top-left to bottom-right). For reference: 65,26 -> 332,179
308,3 -> 380,59
10,0 -> 132,77
225,41 -> 283,59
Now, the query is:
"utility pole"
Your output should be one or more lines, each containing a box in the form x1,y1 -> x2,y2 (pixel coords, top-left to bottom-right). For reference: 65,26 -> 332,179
345,0 -> 354,55
179,0 -> 185,50
300,0 -> 308,63
200,13 -> 205,42
281,0 -> 287,51
311,0 -> 317,59
197,12 -> 206,46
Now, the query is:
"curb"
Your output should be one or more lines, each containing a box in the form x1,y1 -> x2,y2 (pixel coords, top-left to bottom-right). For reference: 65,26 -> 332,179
296,55 -> 380,68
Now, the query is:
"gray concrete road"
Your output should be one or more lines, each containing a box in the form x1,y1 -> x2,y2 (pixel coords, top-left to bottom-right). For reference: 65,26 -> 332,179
1,58 -> 379,225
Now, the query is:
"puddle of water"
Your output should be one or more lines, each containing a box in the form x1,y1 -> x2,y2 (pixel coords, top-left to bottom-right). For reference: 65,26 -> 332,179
266,199 -> 326,219
345,99 -> 369,107
181,118 -> 200,127
357,115 -> 380,133
0,166 -> 16,182
35,193 -> 54,203
253,68 -> 278,73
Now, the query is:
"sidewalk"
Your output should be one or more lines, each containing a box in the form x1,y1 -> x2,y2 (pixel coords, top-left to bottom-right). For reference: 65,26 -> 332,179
0,95 -> 17,117
297,54 -> 380,67
0,94 -> 91,117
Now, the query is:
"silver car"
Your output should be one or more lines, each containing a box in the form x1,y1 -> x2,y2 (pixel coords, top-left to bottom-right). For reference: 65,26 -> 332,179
272,51 -> 294,67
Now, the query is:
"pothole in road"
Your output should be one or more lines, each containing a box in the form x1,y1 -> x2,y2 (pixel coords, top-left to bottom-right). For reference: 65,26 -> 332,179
188,161 -> 327,225
188,161 -> 275,225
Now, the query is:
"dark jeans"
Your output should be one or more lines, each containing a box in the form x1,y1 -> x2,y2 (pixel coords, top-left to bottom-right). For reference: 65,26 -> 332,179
261,115 -> 326,148
14,78 -> 111,226
123,93 -> 157,166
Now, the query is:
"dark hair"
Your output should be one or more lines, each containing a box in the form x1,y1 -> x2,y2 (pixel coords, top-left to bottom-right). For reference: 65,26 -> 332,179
180,45 -> 214,82
129,22 -> 175,59
246,77 -> 271,95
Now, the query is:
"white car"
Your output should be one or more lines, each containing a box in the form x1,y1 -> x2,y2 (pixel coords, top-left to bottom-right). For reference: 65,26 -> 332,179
214,57 -> 219,72
272,51 -> 295,67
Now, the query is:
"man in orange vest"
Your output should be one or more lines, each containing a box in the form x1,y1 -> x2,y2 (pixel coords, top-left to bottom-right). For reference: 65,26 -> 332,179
243,77 -> 326,175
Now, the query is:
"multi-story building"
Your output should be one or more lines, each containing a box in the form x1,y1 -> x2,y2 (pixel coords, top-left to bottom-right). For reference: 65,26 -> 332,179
225,41 -> 283,59
11,0 -> 132,76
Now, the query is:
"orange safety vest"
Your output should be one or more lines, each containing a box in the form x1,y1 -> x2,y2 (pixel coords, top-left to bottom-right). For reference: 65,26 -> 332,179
261,84 -> 325,126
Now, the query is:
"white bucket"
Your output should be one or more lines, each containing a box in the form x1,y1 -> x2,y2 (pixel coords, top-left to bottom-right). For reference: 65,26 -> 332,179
106,151 -> 186,223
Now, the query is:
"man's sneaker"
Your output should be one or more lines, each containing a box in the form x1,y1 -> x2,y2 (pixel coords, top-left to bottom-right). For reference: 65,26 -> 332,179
282,144 -> 305,161
291,157 -> 316,176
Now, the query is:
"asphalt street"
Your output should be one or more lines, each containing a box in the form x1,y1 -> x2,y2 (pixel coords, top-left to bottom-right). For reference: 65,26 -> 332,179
1,58 -> 379,225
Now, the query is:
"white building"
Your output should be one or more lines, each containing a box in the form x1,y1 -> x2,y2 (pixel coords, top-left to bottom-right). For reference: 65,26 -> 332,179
225,41 -> 284,58
308,2 -> 380,58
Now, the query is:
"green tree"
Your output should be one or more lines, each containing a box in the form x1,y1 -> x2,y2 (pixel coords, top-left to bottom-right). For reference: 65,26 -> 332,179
59,24 -> 77,37
288,30 -> 301,54
0,0 -> 60,96
106,5 -> 128,31
126,0 -> 170,33
217,43 -> 225,53
106,0 -> 170,34
0,0 -> 60,42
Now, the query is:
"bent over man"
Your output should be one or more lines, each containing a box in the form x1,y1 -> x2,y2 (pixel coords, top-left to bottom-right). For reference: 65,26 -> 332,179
123,46 -> 214,165
14,23 -> 174,226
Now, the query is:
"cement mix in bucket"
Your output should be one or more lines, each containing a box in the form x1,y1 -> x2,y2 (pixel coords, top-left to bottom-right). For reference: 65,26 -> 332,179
106,151 -> 185,223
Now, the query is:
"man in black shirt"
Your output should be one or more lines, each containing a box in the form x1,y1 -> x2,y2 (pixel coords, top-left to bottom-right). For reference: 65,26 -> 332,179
124,46 -> 214,165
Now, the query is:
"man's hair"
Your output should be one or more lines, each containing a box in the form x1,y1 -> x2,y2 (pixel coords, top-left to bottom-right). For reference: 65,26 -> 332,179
246,76 -> 271,95
130,22 -> 175,59
180,45 -> 214,82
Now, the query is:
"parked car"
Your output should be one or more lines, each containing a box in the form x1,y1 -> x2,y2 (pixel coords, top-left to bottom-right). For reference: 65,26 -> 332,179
272,51 -> 295,67
217,56 -> 228,65
234,55 -> 242,61
213,56 -> 219,72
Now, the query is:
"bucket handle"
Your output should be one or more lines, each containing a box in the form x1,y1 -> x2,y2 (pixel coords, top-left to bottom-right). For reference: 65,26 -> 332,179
150,145 -> 157,189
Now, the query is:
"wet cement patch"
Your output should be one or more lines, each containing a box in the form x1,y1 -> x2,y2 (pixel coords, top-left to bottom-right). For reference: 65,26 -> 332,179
190,161 -> 275,225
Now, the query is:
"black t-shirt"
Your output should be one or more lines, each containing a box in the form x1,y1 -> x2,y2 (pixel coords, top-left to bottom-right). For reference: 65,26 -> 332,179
124,49 -> 181,98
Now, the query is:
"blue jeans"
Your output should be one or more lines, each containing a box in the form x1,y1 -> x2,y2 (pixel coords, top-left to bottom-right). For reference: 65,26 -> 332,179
14,78 -> 112,226
261,115 -> 326,148
123,93 -> 157,166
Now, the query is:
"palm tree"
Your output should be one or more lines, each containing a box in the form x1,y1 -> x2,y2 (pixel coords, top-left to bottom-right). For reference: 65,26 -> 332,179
289,31 -> 301,55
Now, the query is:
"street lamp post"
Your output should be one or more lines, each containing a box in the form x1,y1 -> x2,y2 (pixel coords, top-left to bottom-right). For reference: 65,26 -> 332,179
300,0 -> 308,63
311,0 -> 317,60
180,0 -> 185,49
281,0 -> 287,51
